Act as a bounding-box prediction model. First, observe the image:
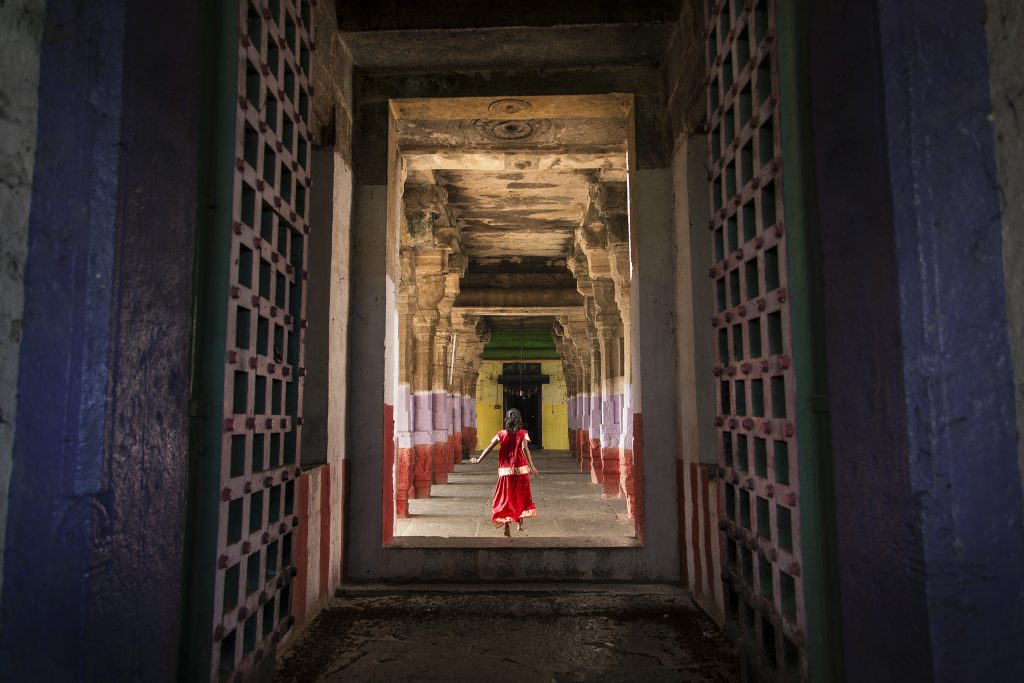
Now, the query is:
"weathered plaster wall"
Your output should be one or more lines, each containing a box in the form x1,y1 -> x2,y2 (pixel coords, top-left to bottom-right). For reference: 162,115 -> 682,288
286,0 -> 354,645
474,360 -> 570,451
1,0 -> 201,677
671,138 -> 715,466
664,0 -> 720,621
986,0 -> 1024,504
0,0 -> 45,603
671,135 -> 721,621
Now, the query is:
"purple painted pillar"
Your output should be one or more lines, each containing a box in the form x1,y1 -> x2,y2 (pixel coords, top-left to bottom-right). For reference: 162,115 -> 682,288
0,0 -> 200,679
811,0 -> 1024,680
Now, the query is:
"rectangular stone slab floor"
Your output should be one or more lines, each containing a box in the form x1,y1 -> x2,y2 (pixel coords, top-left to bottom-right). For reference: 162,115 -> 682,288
393,450 -> 636,545
275,585 -> 740,682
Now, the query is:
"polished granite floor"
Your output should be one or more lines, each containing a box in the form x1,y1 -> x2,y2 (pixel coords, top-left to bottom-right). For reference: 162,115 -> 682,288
393,449 -> 636,544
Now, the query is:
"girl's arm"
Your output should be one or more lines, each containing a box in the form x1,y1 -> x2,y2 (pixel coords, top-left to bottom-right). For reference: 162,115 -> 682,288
523,440 -> 539,476
471,435 -> 500,464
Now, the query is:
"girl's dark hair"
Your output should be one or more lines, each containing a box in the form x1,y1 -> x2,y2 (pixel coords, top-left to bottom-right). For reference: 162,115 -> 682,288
504,408 -> 523,435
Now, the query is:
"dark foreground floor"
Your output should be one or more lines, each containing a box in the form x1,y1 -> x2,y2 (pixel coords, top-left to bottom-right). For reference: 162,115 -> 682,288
275,585 -> 739,682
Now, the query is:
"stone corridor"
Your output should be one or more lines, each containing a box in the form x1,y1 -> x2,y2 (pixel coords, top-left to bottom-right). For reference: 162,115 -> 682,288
385,94 -> 645,541
275,586 -> 739,682
393,450 -> 635,544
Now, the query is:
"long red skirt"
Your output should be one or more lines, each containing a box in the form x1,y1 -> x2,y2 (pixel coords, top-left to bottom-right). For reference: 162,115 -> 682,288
491,471 -> 537,526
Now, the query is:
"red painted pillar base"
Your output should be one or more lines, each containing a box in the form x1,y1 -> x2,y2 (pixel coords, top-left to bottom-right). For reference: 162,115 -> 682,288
620,449 -> 636,513
589,437 -> 603,484
466,427 -> 478,453
383,405 -> 396,532
452,433 -> 463,465
431,441 -> 449,485
396,446 -> 414,517
413,443 -> 433,498
632,413 -> 646,542
579,430 -> 589,472
601,447 -> 622,497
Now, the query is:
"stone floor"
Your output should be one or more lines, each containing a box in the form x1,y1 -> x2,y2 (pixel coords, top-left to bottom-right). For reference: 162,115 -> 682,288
276,586 -> 740,682
393,450 -> 635,544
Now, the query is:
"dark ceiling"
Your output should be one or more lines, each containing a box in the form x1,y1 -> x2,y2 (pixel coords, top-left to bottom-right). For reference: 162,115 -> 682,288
335,0 -> 680,31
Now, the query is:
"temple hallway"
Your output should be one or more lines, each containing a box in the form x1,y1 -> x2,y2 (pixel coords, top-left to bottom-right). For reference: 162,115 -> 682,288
275,586 -> 739,682
393,450 -> 636,546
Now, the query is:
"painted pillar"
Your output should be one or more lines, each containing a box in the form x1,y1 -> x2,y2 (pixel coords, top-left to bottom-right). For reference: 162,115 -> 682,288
810,0 -> 1024,677
410,316 -> 436,498
552,320 -> 576,461
0,0 -> 200,675
461,380 -> 475,455
610,243 -> 639,516
430,320 -> 451,486
394,250 -> 417,517
575,332 -> 592,471
593,305 -> 622,497
586,328 -> 604,484
450,371 -> 463,467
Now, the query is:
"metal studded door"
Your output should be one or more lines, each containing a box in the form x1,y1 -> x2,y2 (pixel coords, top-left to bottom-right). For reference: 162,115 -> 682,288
211,0 -> 313,679
706,0 -> 805,680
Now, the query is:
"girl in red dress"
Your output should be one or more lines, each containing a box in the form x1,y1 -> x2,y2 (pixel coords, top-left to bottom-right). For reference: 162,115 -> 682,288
471,408 -> 540,537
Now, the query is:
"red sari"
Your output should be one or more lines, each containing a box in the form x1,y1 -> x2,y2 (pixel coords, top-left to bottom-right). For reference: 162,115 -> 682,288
490,429 -> 537,527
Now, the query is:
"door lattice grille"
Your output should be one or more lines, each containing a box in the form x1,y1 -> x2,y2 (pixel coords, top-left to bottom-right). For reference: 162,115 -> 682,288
706,0 -> 806,679
212,1 -> 313,679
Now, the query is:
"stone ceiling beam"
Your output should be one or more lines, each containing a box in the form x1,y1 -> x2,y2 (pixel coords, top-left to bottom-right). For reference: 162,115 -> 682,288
403,152 -> 627,172
454,289 -> 584,308
390,94 -> 633,122
453,306 -> 584,317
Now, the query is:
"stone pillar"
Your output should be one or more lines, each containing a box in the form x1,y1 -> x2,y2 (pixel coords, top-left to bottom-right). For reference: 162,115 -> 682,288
410,264 -> 449,500
464,326 -> 488,452
411,312 -> 438,499
450,311 -> 482,464
431,297 -> 453,486
585,321 -> 604,485
575,183 -> 634,502
610,242 -> 640,517
552,321 -> 572,457
593,279 -> 624,497
402,182 -> 464,497
394,249 -> 417,517
565,313 -> 592,472
449,346 -> 465,467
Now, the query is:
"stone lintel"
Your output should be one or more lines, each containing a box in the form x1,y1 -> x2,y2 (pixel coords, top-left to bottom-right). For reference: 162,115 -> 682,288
453,306 -> 584,318
390,94 -> 633,122
402,151 -> 628,173
453,288 -> 583,308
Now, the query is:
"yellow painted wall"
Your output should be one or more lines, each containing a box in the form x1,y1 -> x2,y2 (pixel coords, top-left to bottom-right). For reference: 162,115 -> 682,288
475,361 -> 504,445
475,359 -> 569,450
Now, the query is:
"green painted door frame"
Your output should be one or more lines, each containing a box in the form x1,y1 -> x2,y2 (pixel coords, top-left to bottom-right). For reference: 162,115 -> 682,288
181,1 -> 240,679
776,1 -> 844,680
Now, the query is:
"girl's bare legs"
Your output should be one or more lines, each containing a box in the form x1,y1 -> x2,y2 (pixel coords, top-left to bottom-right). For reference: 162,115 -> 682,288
517,518 -> 525,531
503,522 -> 511,538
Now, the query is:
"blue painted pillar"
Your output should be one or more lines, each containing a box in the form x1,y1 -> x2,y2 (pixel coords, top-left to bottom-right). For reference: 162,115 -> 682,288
0,0 -> 201,679
810,0 -> 1024,680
